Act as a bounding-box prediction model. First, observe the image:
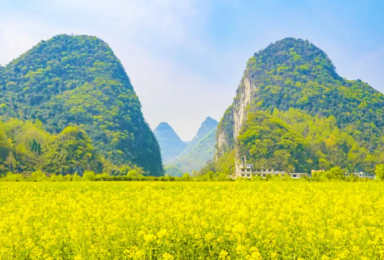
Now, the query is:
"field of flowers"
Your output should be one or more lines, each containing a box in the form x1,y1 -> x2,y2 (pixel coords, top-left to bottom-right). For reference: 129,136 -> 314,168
0,182 -> 383,259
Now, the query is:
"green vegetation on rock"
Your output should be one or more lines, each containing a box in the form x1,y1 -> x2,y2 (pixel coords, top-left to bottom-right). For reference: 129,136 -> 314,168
215,37 -> 384,174
236,108 -> 376,173
0,34 -> 162,175
0,118 -> 145,175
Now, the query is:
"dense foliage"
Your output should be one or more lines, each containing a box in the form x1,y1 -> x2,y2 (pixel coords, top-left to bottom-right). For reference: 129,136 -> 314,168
1,182 -> 384,259
216,37 -> 384,173
246,38 -> 384,146
236,109 -> 381,173
0,34 -> 162,175
237,111 -> 307,173
0,119 -> 144,176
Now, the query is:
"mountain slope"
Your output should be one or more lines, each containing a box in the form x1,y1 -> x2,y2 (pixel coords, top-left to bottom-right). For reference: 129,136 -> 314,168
189,117 -> 218,147
170,128 -> 217,173
0,34 -> 163,175
177,117 -> 218,158
167,117 -> 218,172
154,122 -> 186,163
216,37 -> 384,174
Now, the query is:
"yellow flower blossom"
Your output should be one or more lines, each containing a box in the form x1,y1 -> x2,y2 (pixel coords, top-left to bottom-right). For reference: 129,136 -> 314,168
0,182 -> 382,259
162,252 -> 174,260
219,250 -> 229,259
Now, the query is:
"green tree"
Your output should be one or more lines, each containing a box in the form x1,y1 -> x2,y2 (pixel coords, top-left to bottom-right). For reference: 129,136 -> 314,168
83,171 -> 96,181
375,164 -> 384,181
44,126 -> 99,174
3,172 -> 24,182
127,169 -> 142,179
30,170 -> 47,182
326,167 -> 345,180
237,112 -> 308,172
181,173 -> 190,181
72,173 -> 82,181
4,152 -> 16,172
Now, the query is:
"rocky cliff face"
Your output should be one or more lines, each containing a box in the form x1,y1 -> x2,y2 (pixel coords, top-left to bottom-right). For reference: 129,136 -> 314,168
216,72 -> 256,158
215,75 -> 256,173
216,106 -> 235,158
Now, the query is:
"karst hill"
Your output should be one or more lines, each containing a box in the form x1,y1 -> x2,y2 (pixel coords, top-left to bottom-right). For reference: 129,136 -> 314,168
0,34 -> 163,175
215,37 -> 384,174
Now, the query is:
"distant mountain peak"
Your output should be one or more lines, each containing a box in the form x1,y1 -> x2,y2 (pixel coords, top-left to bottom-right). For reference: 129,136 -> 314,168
195,117 -> 218,139
155,122 -> 174,131
154,122 -> 186,163
166,117 -> 218,173
154,122 -> 182,139
204,116 -> 217,123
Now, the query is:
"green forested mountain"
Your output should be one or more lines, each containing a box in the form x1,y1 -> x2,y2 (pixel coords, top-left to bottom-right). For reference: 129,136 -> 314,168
154,122 -> 186,163
0,34 -> 162,175
215,37 -> 384,174
167,117 -> 218,173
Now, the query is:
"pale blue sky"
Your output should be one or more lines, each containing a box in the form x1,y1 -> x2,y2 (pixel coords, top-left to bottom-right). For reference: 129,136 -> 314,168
0,0 -> 383,140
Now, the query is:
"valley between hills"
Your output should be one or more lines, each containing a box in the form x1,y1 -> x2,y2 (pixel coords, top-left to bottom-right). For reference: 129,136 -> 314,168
1,35 -> 384,181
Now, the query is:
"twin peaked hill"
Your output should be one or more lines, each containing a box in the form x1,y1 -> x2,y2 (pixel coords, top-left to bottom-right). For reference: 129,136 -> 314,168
215,37 -> 384,174
0,35 -> 162,175
154,117 -> 218,174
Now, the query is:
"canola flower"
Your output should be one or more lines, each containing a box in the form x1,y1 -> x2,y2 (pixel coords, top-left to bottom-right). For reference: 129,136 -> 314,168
0,182 -> 383,259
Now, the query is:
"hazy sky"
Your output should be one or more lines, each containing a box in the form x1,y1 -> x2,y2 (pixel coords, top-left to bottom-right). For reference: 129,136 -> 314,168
0,0 -> 383,140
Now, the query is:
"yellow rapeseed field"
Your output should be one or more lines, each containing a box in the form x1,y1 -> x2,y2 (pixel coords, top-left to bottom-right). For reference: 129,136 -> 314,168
0,182 -> 383,259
